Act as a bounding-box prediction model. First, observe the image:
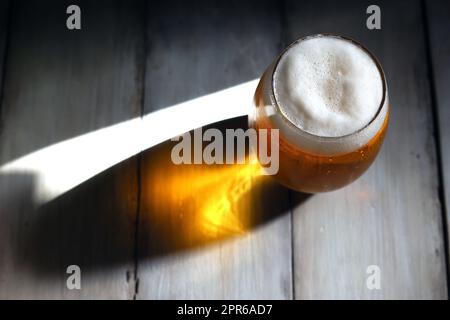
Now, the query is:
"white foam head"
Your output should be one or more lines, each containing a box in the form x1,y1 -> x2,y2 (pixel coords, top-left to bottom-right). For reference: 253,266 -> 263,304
273,35 -> 383,138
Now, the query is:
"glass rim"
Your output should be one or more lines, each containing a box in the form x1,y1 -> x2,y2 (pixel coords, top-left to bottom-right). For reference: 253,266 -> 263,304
270,33 -> 388,141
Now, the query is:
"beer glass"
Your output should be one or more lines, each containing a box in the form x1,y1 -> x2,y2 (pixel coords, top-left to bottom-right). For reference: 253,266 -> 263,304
251,34 -> 389,193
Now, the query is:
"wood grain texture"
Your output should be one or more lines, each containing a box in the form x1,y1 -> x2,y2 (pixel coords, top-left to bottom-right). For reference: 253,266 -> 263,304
426,0 -> 450,275
0,0 -> 446,300
285,0 -> 447,299
137,0 -> 293,299
0,0 -> 144,299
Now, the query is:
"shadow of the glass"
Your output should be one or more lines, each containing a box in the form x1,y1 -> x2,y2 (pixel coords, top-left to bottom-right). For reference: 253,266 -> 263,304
3,117 -> 311,278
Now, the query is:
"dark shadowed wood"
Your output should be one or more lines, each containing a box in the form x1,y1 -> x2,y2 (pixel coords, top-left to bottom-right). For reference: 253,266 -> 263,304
0,0 -> 9,97
285,0 -> 447,299
0,0 -> 144,299
137,0 -> 293,299
426,0 -> 450,279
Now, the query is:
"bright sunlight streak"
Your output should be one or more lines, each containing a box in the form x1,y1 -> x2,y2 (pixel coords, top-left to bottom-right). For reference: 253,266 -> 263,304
0,80 -> 258,204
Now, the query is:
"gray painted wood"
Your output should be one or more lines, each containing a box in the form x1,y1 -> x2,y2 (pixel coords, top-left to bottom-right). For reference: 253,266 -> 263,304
137,0 -> 293,299
0,0 -> 446,300
0,0 -> 144,299
426,0 -> 450,275
285,0 -> 447,299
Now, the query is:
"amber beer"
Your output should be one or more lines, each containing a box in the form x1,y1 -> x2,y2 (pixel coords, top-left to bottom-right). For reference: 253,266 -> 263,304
251,34 -> 389,193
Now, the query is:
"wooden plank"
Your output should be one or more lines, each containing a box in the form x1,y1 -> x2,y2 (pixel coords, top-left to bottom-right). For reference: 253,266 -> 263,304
0,0 -> 144,299
426,0 -> 450,283
137,0 -> 293,299
285,0 -> 447,299
0,0 -> 9,97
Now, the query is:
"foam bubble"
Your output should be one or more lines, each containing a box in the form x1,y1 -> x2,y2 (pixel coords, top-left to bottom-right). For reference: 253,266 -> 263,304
273,36 -> 383,137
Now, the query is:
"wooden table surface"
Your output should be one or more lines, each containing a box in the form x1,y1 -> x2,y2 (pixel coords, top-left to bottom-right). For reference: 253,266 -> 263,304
0,0 -> 449,299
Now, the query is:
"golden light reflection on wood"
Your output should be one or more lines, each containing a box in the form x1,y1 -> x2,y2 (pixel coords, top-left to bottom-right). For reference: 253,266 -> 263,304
143,139 -> 265,245
199,161 -> 265,237
139,118 -> 289,255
